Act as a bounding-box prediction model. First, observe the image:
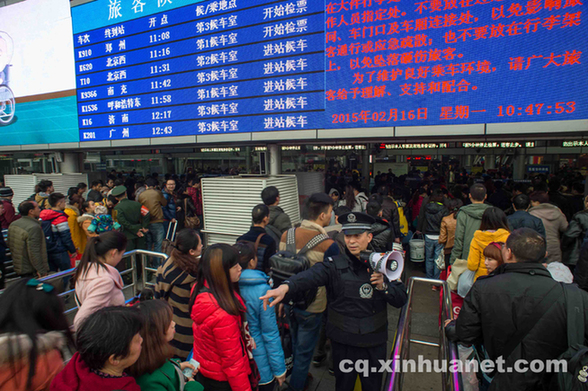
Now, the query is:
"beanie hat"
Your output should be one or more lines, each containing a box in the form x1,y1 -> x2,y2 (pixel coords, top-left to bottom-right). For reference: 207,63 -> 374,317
0,187 -> 13,198
94,205 -> 108,215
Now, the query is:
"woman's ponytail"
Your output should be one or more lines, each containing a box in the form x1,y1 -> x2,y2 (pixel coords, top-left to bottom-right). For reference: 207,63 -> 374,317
71,232 -> 127,289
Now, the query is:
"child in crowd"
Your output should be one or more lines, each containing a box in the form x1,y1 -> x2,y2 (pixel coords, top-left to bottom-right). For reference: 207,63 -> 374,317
235,242 -> 286,391
88,205 -> 121,234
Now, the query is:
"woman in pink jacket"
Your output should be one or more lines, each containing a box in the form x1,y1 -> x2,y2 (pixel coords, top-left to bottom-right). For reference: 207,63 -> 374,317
72,231 -> 128,331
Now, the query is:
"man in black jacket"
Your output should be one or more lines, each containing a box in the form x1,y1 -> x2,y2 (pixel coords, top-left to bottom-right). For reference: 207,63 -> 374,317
366,201 -> 395,252
377,185 -> 401,242
507,194 -> 546,237
417,188 -> 448,280
445,228 -> 588,390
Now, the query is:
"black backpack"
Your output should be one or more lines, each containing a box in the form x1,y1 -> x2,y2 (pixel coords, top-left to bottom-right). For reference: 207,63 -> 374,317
555,284 -> 588,391
269,228 -> 328,310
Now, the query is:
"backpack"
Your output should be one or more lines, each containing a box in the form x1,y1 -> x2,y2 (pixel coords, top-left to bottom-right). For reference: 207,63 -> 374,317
265,224 -> 282,245
269,228 -> 329,310
395,200 -> 409,236
41,218 -> 58,253
555,284 -> 588,391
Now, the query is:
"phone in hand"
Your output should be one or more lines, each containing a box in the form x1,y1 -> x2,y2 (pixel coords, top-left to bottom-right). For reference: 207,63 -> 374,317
183,358 -> 200,378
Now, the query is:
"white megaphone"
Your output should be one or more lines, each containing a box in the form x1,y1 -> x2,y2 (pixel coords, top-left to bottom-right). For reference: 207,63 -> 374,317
363,250 -> 404,282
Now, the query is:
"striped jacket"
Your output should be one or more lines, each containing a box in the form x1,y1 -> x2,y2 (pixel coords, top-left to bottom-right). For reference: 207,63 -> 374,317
155,257 -> 197,361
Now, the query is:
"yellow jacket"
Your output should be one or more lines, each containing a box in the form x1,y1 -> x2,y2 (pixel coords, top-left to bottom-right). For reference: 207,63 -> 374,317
467,228 -> 510,280
65,206 -> 86,254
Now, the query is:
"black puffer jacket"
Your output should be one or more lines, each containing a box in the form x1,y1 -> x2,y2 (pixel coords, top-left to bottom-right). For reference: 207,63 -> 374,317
562,210 -> 588,266
369,218 -> 394,253
446,263 -> 588,391
381,197 -> 401,238
418,202 -> 448,235
576,241 -> 588,292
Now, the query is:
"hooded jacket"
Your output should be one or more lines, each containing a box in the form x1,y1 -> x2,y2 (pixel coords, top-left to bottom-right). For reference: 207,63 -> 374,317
39,209 -> 76,255
370,218 -> 395,253
450,203 -> 492,264
529,203 -> 568,263
77,213 -> 96,239
561,209 -> 588,266
446,263 -> 588,391
268,205 -> 292,234
73,263 -> 125,331
467,228 -> 511,280
238,269 -> 286,385
0,331 -> 65,391
190,289 -> 251,391
65,205 -> 86,255
50,352 -> 140,391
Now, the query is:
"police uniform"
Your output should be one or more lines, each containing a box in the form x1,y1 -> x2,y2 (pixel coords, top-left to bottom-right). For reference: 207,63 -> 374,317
112,186 -> 150,252
284,212 -> 408,391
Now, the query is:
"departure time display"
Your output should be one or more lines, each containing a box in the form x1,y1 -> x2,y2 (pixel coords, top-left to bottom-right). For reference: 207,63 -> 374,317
72,0 -> 587,141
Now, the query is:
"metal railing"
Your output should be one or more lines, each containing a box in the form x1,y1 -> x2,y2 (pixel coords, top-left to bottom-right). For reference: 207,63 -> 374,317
24,249 -> 169,317
384,277 -> 463,391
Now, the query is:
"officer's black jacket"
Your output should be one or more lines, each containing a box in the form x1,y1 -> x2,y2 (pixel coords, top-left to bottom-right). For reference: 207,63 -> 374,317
285,247 -> 408,347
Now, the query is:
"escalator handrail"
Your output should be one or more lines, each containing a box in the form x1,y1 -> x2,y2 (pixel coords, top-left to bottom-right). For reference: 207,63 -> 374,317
384,277 -> 463,391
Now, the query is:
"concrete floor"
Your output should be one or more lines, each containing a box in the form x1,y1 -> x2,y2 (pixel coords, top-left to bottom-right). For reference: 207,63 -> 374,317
284,259 -> 444,391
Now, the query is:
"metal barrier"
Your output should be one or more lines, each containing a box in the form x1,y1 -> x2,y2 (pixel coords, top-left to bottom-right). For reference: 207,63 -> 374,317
384,277 -> 463,391
31,249 -> 168,317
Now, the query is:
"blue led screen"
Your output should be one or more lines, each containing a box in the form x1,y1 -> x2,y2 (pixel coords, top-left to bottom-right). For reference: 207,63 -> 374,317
72,0 -> 587,141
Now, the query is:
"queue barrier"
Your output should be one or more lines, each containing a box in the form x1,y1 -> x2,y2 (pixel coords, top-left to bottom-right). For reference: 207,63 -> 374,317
384,277 -> 463,391
28,249 -> 169,317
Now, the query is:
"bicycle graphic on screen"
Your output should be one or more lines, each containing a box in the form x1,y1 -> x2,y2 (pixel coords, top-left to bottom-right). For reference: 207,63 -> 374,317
0,31 -> 15,126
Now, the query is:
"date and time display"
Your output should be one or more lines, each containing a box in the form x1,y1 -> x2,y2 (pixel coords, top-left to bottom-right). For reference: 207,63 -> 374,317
331,102 -> 577,124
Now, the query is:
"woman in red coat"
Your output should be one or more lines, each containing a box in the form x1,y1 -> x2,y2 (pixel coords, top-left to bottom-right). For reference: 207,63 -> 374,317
189,244 -> 252,391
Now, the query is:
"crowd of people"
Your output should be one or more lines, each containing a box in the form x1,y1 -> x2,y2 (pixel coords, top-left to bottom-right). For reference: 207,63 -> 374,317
0,167 -> 588,391
1,173 -> 204,287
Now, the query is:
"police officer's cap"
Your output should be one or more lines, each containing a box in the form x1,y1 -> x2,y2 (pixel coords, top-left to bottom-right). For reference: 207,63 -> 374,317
111,185 -> 127,197
339,212 -> 375,235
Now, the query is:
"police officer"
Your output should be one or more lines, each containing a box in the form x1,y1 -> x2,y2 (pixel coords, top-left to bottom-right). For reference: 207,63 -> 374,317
112,186 -> 149,252
261,212 -> 408,391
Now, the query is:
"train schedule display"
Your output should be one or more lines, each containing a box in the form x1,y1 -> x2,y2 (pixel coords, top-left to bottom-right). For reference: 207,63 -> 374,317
72,0 -> 587,141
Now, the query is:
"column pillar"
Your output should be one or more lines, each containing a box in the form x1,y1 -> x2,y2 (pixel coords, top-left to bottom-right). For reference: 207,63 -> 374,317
362,147 -> 370,191
513,154 -> 526,180
485,154 -> 496,170
268,144 -> 281,175
59,153 -> 80,173
245,147 -> 252,173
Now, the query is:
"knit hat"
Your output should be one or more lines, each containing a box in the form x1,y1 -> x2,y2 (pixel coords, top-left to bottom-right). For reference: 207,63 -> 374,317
0,187 -> 13,198
94,205 -> 108,215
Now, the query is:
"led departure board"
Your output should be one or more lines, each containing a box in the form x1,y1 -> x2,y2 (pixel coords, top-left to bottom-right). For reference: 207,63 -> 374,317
72,0 -> 587,141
